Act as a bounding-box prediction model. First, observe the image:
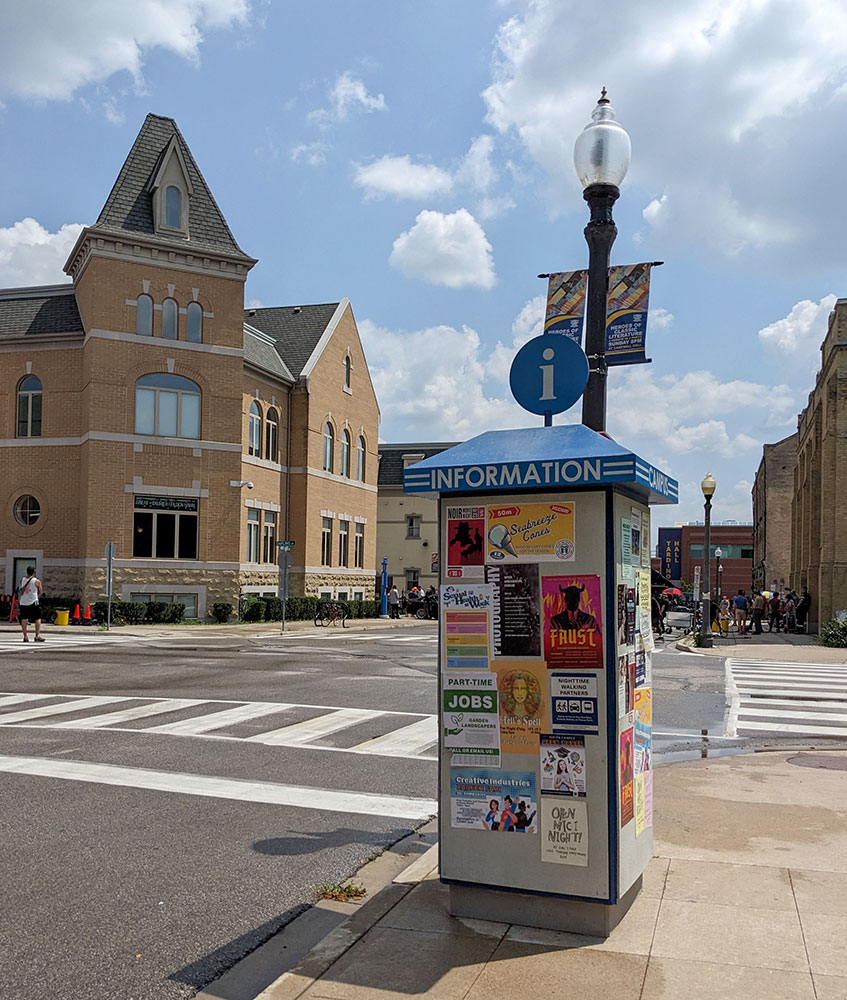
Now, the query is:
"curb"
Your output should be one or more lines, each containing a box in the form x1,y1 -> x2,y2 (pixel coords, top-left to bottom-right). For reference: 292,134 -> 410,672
194,830 -> 437,1000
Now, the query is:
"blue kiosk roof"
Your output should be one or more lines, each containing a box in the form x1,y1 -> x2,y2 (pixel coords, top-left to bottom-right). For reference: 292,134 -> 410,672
402,424 -> 678,505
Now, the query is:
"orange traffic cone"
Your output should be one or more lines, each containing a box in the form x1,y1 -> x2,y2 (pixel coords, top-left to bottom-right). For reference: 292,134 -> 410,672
72,603 -> 81,624
9,595 -> 19,622
83,604 -> 92,624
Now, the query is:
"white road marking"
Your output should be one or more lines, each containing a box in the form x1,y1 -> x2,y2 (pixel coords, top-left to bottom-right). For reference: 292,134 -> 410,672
53,698 -> 207,729
146,701 -> 295,735
0,696 -> 130,724
247,707 -> 383,746
349,716 -> 438,756
0,693 -> 54,709
725,657 -> 847,739
0,754 -> 438,819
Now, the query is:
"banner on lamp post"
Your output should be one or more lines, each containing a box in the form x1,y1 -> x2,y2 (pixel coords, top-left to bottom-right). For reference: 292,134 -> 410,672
605,262 -> 653,366
543,270 -> 587,344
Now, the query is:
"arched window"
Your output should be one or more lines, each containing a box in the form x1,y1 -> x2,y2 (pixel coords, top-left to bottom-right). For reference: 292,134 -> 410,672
265,408 -> 279,463
162,298 -> 178,340
340,430 -> 351,477
17,375 -> 42,438
248,401 -> 262,457
165,186 -> 181,228
322,422 -> 334,473
136,294 -> 153,336
135,373 -> 200,439
344,355 -> 351,389
186,301 -> 202,343
356,436 -> 366,481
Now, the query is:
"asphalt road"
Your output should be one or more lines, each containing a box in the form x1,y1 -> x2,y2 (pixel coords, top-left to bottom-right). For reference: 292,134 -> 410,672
0,624 -> 439,1000
0,623 -> 828,999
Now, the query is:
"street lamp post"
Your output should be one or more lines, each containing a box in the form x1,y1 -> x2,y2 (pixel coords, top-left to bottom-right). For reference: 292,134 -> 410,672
574,90 -> 631,432
714,547 -> 722,602
700,473 -> 716,647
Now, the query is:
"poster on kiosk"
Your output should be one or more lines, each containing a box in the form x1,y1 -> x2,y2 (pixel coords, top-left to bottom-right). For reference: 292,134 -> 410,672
404,423 -> 677,934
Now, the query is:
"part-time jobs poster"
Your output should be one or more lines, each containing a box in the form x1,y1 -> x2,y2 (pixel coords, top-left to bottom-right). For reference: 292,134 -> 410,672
486,502 -> 575,564
542,575 -> 604,670
441,583 -> 493,671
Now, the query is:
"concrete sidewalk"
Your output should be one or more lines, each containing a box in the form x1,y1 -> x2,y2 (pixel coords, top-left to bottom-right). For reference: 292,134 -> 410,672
676,630 -> 847,664
246,749 -> 847,1000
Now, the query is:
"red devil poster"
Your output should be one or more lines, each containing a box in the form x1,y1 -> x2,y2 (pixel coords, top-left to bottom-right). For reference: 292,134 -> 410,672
542,575 -> 604,670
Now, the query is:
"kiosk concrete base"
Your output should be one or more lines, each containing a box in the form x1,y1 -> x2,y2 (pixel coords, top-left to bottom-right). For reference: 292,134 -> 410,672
449,876 -> 642,938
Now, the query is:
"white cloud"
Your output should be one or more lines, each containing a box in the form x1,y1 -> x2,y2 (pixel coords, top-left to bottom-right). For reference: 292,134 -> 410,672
648,307 -> 674,330
308,71 -> 386,127
477,195 -> 516,221
389,209 -> 495,289
0,218 -> 85,286
482,0 -> 847,263
758,294 -> 837,358
290,142 -> 329,166
0,0 -> 250,101
457,135 -> 497,192
353,155 -> 453,200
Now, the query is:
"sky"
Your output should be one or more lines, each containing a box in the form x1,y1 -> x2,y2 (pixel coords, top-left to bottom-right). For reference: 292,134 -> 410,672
0,0 -> 843,545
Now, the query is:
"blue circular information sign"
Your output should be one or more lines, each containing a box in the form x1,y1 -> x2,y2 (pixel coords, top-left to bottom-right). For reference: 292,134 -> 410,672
509,333 -> 590,415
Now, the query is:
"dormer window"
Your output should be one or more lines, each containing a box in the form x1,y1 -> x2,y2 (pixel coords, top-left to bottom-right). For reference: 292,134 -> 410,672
165,186 -> 181,228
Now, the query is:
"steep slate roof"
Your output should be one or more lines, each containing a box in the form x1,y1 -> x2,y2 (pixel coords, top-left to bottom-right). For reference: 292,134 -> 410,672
92,113 -> 251,258
245,303 -> 340,378
378,443 -> 459,487
243,327 -> 294,382
0,291 -> 83,339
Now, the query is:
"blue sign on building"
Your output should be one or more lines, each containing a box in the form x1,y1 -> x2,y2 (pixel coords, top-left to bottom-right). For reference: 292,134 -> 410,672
659,527 -> 683,579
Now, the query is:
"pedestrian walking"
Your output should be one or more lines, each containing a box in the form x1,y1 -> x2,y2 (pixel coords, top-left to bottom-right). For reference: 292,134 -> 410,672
751,591 -> 765,634
796,588 -> 811,634
783,593 -> 796,633
17,565 -> 45,643
388,584 -> 401,619
768,593 -> 782,632
733,590 -> 749,634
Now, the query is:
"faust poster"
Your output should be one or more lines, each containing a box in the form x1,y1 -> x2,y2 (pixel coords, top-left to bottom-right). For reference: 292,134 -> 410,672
542,575 -> 604,670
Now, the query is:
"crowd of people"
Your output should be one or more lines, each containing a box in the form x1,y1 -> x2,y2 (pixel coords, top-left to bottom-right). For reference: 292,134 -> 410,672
713,587 -> 812,635
387,583 -> 438,619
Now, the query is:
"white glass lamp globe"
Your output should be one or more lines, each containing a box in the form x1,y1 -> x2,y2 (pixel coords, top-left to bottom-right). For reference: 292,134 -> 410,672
573,90 -> 631,189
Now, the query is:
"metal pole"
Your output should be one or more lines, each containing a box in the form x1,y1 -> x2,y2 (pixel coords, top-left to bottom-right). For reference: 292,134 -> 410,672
581,183 -> 619,432
700,499 -> 713,647
380,558 -> 388,618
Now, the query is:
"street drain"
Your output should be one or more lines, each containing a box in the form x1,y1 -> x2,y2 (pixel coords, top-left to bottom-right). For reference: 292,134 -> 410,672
787,754 -> 847,771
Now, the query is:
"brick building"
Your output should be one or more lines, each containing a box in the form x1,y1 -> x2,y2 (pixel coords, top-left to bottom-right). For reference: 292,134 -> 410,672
376,443 -> 456,594
1,114 -> 378,617
752,433 -> 797,594
790,299 -> 847,624
657,524 -> 754,599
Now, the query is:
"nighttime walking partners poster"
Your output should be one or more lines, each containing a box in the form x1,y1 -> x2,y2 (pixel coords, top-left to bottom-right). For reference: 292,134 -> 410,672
485,563 -> 541,658
542,575 -> 604,670
441,583 -> 493,671
446,506 -> 486,579
443,673 -> 501,768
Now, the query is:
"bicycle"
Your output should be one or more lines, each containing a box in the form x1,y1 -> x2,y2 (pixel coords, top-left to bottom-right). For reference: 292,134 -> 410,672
314,600 -> 349,628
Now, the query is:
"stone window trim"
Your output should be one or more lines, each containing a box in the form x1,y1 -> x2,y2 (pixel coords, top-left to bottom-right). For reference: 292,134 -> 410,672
16,374 -> 43,438
406,514 -> 422,539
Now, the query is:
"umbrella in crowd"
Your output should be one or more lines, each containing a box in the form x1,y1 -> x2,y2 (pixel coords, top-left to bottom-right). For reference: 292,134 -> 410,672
661,587 -> 684,598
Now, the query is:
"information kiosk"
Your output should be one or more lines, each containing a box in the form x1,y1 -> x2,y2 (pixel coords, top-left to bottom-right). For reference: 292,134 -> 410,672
403,424 -> 677,935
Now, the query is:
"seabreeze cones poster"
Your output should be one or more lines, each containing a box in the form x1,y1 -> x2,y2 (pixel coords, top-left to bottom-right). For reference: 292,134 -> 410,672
542,575 -> 604,670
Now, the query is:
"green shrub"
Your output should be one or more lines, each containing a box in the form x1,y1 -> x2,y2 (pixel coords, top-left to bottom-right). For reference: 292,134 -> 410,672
211,601 -> 233,624
145,601 -> 171,624
263,596 -> 283,620
240,596 -> 266,622
284,596 -> 319,621
819,618 -> 847,647
162,602 -> 185,623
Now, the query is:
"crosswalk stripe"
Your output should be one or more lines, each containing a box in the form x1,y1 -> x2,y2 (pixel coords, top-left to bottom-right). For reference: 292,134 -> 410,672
0,754 -> 438,819
740,706 -> 847,723
53,698 -> 208,729
0,693 -> 54,709
0,696 -> 130,724
146,701 -> 295,735
247,708 -> 383,746
733,720 -> 847,737
348,717 -> 438,757
742,697 -> 847,709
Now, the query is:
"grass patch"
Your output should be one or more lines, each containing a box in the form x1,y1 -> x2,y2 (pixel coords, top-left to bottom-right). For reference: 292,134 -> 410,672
316,882 -> 367,902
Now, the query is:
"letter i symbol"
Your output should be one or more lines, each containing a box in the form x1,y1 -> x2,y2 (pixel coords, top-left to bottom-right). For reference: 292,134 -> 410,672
539,347 -> 556,401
